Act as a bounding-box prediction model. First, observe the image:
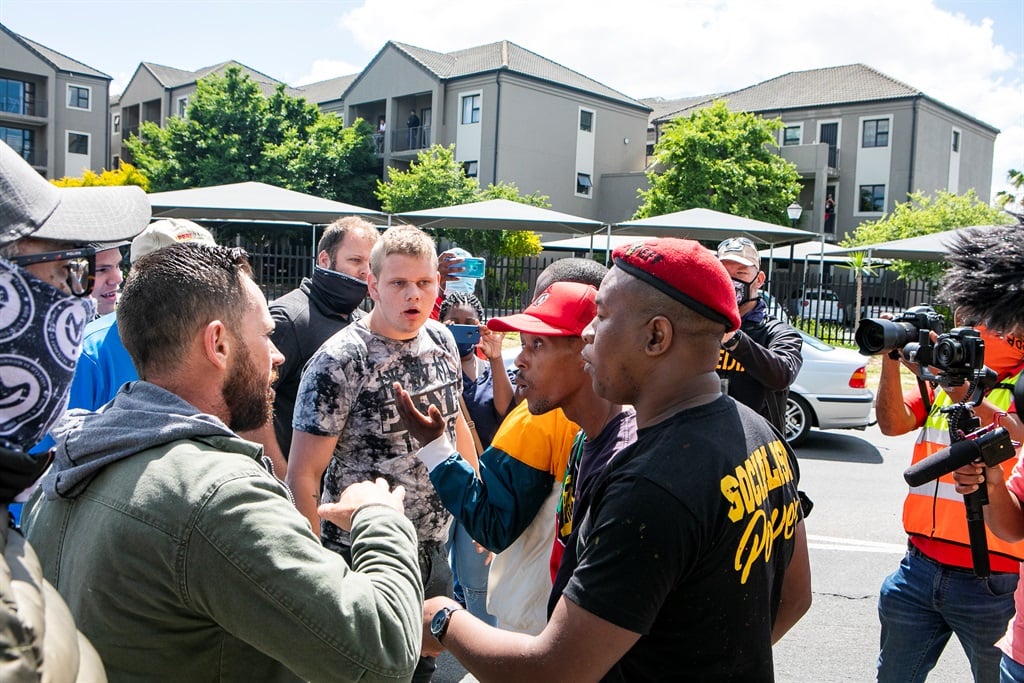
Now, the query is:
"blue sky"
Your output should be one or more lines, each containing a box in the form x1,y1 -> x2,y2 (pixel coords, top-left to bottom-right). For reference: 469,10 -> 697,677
2,0 -> 1021,201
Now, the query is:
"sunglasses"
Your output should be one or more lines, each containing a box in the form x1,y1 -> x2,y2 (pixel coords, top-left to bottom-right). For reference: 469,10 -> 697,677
10,246 -> 97,297
717,237 -> 756,252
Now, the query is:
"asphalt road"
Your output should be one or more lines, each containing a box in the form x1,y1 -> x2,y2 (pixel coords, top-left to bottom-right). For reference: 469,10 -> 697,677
435,422 -> 981,682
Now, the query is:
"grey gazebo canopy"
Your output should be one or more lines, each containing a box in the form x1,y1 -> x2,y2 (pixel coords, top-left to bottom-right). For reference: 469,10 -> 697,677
613,207 -> 817,246
832,225 -> 1008,262
148,182 -> 384,225
395,198 -> 604,234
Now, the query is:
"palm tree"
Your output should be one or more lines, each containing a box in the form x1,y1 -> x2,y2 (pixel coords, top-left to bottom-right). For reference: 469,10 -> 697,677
839,251 -> 878,330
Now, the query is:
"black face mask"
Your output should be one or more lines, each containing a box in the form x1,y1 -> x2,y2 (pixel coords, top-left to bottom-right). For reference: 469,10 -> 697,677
0,258 -> 95,452
731,275 -> 759,307
309,266 -> 368,316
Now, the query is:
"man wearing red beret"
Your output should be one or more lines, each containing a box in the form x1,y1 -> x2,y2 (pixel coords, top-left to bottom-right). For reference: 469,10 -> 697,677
413,238 -> 811,681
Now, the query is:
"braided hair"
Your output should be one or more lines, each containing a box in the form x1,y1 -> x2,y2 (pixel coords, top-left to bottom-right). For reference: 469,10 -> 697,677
440,291 -> 484,322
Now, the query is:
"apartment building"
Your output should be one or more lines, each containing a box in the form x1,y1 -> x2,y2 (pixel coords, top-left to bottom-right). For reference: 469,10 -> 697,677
109,60 -> 304,166
649,64 -> 998,240
331,40 -> 651,222
0,23 -> 111,179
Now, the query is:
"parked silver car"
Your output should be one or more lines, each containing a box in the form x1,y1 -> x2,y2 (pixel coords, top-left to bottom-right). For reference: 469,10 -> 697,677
790,288 -> 845,326
785,331 -> 874,445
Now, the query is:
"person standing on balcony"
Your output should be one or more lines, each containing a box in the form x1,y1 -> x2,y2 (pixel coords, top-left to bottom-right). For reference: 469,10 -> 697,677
407,110 -> 421,149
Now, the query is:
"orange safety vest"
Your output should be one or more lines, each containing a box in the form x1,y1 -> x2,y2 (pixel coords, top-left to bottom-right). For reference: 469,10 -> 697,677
903,372 -> 1024,566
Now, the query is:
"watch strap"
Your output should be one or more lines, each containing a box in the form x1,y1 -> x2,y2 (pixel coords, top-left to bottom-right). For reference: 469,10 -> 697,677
433,606 -> 465,644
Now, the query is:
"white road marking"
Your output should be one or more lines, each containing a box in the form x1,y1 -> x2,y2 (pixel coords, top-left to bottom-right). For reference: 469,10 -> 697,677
807,534 -> 906,554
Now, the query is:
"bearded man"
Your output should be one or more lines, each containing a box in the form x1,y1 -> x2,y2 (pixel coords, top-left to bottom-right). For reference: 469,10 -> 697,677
23,242 -> 423,683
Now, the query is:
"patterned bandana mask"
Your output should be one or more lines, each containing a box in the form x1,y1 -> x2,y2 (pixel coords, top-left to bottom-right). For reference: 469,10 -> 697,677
0,258 -> 94,451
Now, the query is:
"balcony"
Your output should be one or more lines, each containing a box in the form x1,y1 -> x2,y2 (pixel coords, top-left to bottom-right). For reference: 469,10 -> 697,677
387,124 -> 431,154
0,96 -> 48,122
780,142 -> 840,179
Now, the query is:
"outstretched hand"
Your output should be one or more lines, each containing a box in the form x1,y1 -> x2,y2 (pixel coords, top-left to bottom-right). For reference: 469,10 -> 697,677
319,477 -> 406,532
393,382 -> 447,447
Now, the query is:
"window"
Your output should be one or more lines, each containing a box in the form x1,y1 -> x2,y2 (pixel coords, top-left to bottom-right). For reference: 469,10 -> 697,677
176,96 -> 189,118
580,110 -> 593,133
463,161 -> 478,178
782,126 -> 801,146
859,184 -> 885,212
862,118 -> 889,148
67,131 -> 89,155
461,94 -> 480,124
112,113 -> 121,134
67,84 -> 90,110
576,172 -> 593,196
1,78 -> 34,115
111,154 -> 121,168
1,127 -> 33,161
952,130 -> 961,153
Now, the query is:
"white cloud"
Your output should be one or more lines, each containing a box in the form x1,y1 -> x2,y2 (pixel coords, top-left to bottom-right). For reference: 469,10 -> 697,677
336,0 -> 1022,202
293,59 -> 362,86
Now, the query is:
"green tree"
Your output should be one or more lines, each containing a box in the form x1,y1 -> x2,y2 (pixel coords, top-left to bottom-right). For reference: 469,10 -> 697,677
52,162 -> 149,190
376,145 -> 545,257
996,168 -> 1024,216
842,189 -> 1012,282
636,100 -> 802,224
125,67 -> 378,206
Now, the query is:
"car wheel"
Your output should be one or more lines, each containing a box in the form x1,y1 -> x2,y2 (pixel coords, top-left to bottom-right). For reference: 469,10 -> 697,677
784,394 -> 814,445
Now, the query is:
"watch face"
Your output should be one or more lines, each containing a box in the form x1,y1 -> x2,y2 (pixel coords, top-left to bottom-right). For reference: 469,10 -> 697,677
430,608 -> 449,638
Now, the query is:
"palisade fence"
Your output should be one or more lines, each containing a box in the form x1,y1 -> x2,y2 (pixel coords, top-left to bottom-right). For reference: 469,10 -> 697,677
233,230 -> 943,349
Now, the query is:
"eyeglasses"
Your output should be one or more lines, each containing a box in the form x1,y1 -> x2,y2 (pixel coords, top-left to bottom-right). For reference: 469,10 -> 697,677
10,246 -> 97,297
718,237 -> 756,252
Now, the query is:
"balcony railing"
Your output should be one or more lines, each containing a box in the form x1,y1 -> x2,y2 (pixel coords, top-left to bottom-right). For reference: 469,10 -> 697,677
0,97 -> 48,118
389,124 -> 431,153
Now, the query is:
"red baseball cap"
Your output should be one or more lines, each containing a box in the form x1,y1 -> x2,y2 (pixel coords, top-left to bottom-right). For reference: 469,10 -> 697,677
487,282 -> 597,336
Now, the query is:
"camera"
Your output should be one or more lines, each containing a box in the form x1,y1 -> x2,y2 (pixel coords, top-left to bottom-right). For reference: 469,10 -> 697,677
855,306 -> 985,385
855,305 -> 945,356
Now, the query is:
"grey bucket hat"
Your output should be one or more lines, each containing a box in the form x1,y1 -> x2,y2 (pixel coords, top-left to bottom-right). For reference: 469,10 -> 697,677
0,141 -> 150,247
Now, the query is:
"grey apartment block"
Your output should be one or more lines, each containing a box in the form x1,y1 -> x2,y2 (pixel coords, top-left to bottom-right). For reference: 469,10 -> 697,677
648,64 -> 998,241
110,60 -> 304,167
320,40 -> 650,222
1,23 -> 111,179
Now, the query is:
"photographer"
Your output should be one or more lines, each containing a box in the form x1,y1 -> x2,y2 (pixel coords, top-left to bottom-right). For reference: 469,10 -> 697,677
947,222 -> 1024,681
876,322 -> 1024,683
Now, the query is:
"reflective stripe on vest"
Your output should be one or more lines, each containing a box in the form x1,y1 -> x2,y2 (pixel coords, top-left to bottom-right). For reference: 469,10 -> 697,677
902,373 -> 1024,562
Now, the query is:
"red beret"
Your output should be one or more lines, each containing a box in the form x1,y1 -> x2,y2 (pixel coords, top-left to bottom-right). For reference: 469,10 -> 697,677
613,238 -> 740,332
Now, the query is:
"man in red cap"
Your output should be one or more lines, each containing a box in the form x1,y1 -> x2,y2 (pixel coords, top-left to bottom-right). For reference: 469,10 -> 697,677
404,238 -> 810,681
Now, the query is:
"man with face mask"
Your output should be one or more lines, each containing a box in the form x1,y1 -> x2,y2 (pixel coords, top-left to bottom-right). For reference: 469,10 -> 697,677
0,140 -> 150,680
267,217 -> 379,464
715,237 -> 803,436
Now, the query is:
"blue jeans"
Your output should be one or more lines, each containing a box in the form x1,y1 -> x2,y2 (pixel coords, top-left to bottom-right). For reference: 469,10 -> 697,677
449,521 -> 496,626
1002,653 -> 1024,682
878,545 -> 1017,683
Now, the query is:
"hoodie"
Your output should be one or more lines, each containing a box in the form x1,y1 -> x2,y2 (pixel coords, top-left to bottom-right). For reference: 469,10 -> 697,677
23,380 -> 423,683
43,381 -> 238,500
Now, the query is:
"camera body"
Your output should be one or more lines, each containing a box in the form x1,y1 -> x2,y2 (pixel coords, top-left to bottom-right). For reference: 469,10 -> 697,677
854,305 -> 985,385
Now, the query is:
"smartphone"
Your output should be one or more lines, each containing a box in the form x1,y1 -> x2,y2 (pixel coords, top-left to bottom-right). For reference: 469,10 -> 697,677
460,257 -> 486,279
449,324 -> 481,344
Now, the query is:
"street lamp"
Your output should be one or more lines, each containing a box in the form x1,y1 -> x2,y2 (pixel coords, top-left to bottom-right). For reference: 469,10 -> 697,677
787,202 -> 803,228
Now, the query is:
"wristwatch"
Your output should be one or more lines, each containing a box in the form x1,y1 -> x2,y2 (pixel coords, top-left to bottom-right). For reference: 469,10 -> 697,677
430,606 -> 465,644
723,330 -> 742,351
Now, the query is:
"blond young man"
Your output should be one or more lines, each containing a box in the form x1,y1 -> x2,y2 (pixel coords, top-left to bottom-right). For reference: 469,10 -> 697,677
287,225 -> 472,683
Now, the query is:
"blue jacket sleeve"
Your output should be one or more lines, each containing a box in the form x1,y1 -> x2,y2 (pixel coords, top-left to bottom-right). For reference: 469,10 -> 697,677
429,446 -> 554,553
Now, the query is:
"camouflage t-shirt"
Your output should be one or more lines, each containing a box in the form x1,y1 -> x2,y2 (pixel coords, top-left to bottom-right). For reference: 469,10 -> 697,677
293,317 -> 460,547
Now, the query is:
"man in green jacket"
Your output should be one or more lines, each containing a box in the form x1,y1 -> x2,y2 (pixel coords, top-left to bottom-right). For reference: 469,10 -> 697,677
24,242 -> 423,682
